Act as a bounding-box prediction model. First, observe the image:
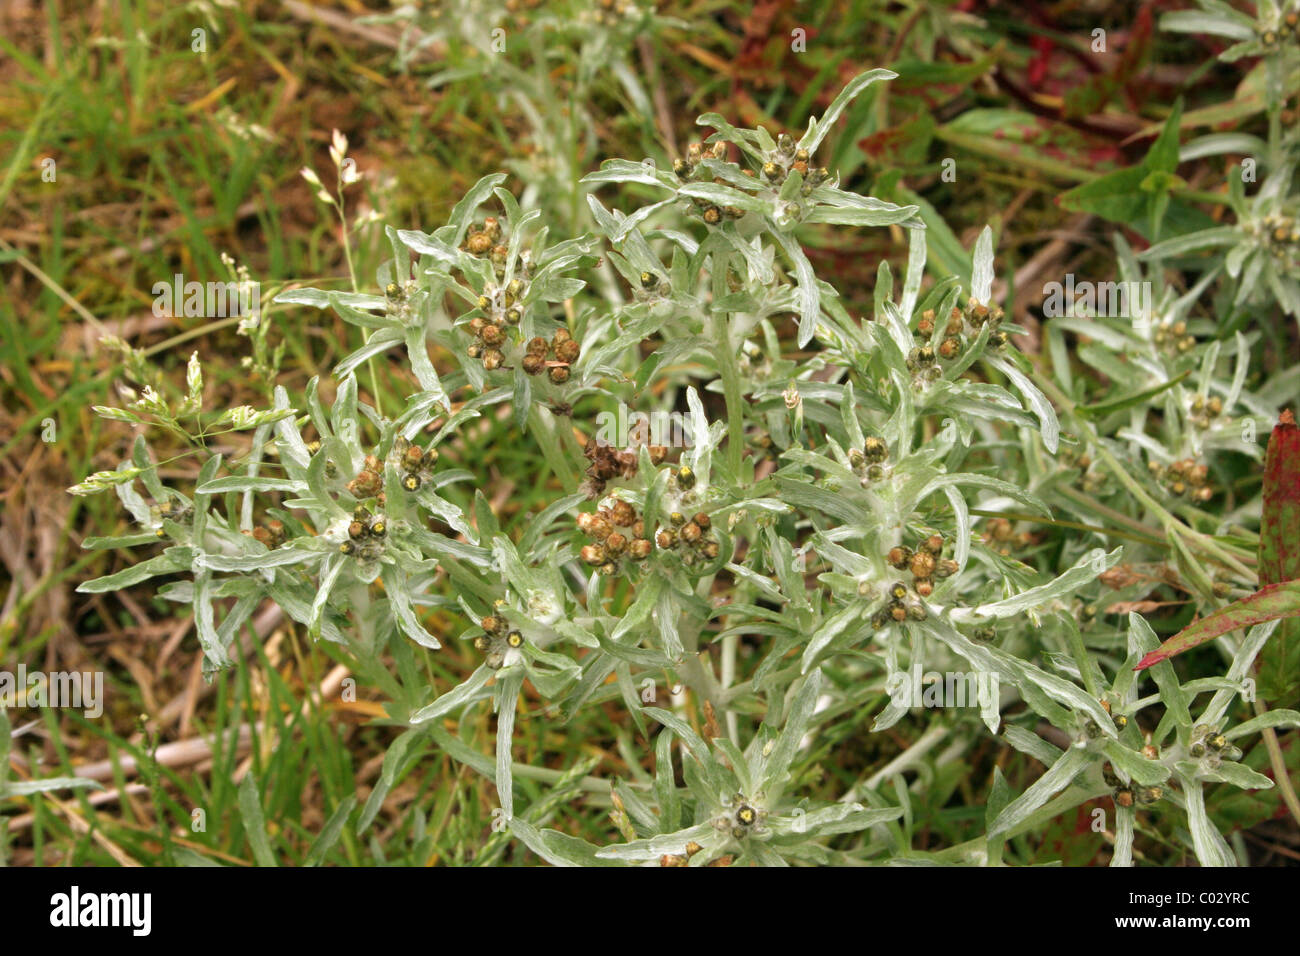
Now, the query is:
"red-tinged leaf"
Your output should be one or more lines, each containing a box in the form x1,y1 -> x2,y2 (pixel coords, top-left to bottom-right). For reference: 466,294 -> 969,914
1135,579 -> 1300,670
1257,409 -> 1300,704
1260,409 -> 1300,586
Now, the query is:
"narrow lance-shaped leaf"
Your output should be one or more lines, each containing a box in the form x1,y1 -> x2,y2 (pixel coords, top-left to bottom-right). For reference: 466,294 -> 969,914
1135,580 -> 1300,670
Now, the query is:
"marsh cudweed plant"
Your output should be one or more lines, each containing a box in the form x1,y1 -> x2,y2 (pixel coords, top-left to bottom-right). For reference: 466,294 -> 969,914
73,57 -> 1300,865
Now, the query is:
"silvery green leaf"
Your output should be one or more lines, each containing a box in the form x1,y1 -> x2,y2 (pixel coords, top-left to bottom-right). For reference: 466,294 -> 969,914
359,729 -> 418,833
196,476 -> 306,495
988,747 -> 1090,837
771,803 -> 902,840
396,228 -> 458,265
952,547 -> 1120,622
696,113 -> 767,162
985,766 -> 1012,864
1102,740 -> 1171,786
922,617 -> 1107,732
773,476 -> 870,525
581,159 -> 673,189
1111,806 -> 1134,867
678,181 -> 767,212
384,569 -> 441,649
1159,9 -> 1255,40
654,585 -> 684,660
404,326 -> 449,409
77,552 -> 185,593
273,287 -> 332,308
987,355 -> 1059,453
1202,762 -> 1273,790
1179,772 -> 1237,866
511,818 -> 622,867
81,532 -> 161,549
1179,132 -> 1267,162
900,223 -> 927,320
801,601 -> 864,673
446,172 -> 509,241
1224,709 -> 1300,740
1138,226 -> 1238,259
595,822 -> 719,861
685,386 -> 715,483
1128,613 -> 1191,730
336,328 -> 404,378
309,555 -> 347,640
768,227 -> 821,348
237,774 -> 278,867
803,201 -> 917,227
4,776 -> 102,797
193,571 -> 232,670
943,484 -> 971,569
747,842 -> 790,866
609,573 -> 662,644
798,68 -> 896,154
409,666 -> 493,724
495,668 -> 526,817
759,670 -> 823,797
970,225 -> 995,304
1002,725 -> 1063,765
913,473 -> 1049,517
303,794 -> 355,866
131,435 -> 165,500
115,473 -> 154,526
197,547 -> 313,573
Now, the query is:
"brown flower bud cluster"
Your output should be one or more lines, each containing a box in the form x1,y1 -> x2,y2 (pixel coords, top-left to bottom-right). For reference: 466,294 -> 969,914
983,516 -> 1032,555
383,280 -> 418,324
580,437 -> 651,498
347,454 -> 385,500
339,505 -> 387,561
874,535 -> 957,623
474,610 -> 524,670
460,216 -> 507,265
1102,762 -> 1165,808
466,276 -> 529,371
673,141 -> 745,224
521,328 -> 580,383
1259,14 -> 1300,50
1149,457 -> 1213,503
912,299 -> 1007,384
635,270 -> 670,300
1187,393 -> 1224,432
246,518 -> 286,549
578,500 -> 655,575
659,840 -> 705,868
150,497 -> 193,538
1255,212 -> 1299,263
847,436 -> 889,485
1059,447 -> 1106,493
395,437 -> 438,494
580,0 -> 637,26
1152,319 -> 1196,355
655,507 -> 719,569
758,133 -> 829,195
